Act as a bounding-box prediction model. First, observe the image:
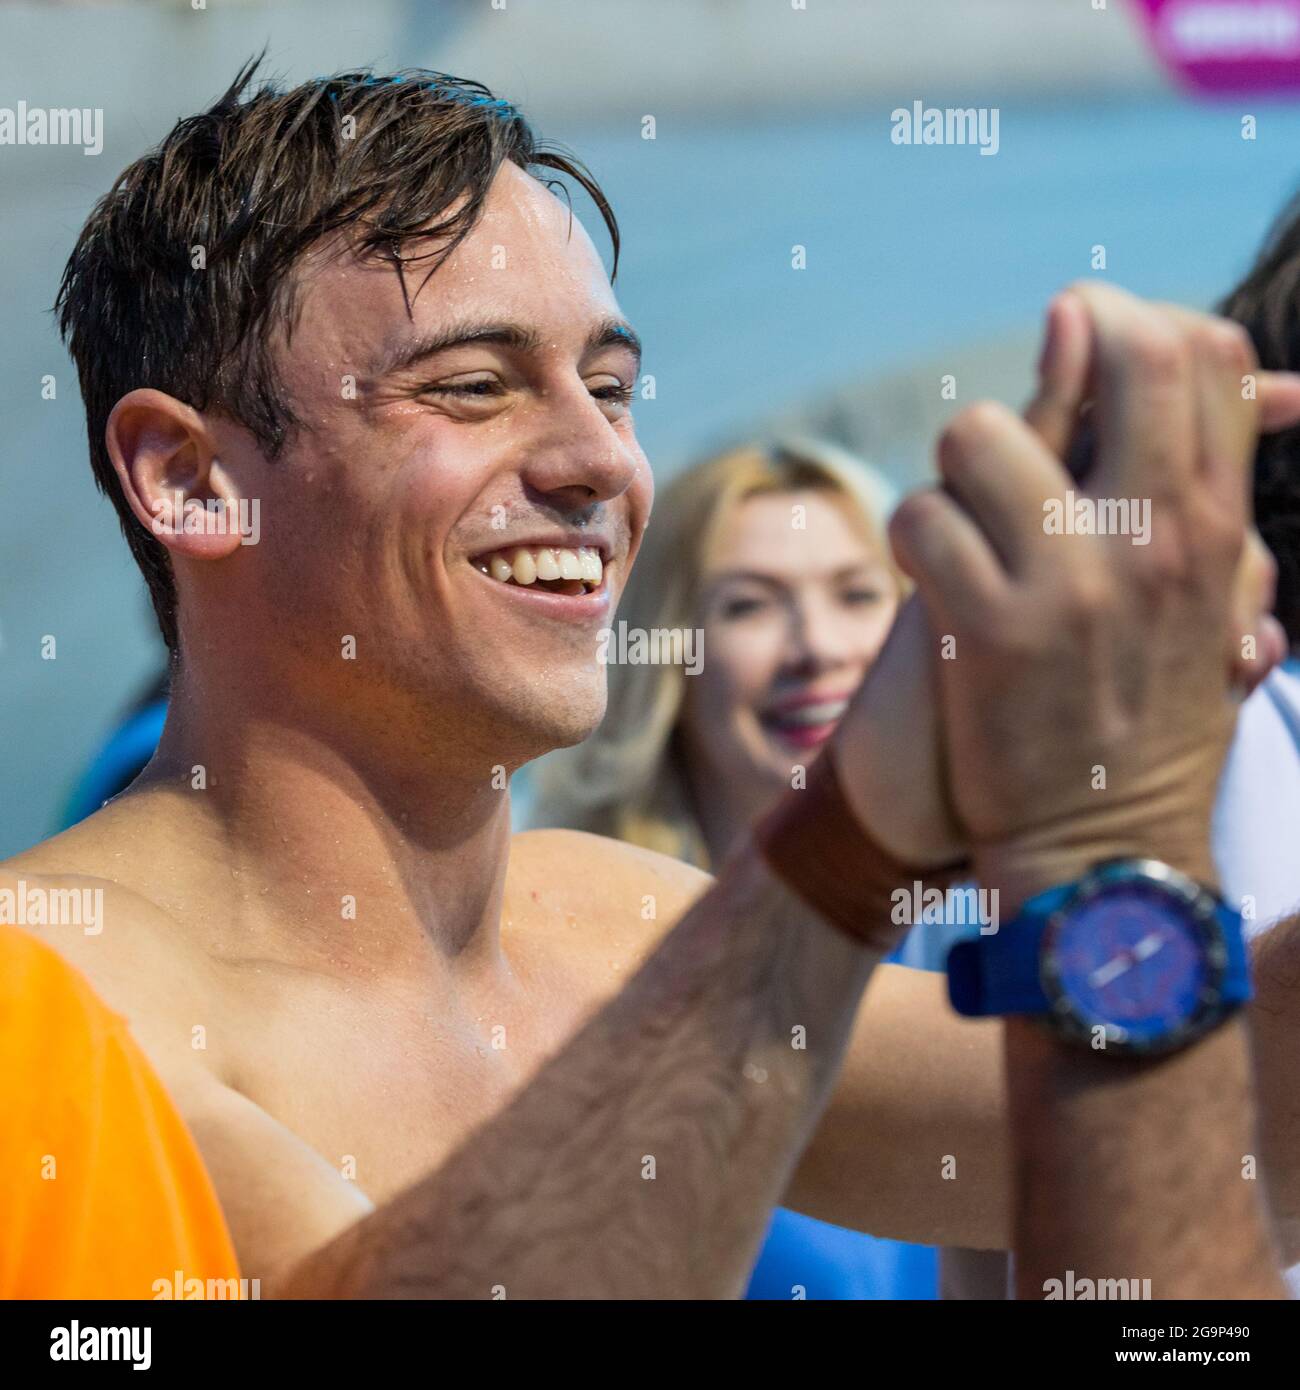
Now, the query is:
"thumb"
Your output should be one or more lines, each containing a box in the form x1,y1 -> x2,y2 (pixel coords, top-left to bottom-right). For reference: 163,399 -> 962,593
1022,289 -> 1094,463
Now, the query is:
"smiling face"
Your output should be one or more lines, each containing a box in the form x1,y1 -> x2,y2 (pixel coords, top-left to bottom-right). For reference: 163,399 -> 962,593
200,162 -> 652,766
679,488 -> 900,810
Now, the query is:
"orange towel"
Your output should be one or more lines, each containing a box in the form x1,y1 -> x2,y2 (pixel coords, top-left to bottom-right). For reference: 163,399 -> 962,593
0,924 -> 240,1299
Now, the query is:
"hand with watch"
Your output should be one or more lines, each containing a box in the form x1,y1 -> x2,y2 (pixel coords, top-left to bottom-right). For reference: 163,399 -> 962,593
756,283 -> 1299,1297
879,282 -> 1293,1297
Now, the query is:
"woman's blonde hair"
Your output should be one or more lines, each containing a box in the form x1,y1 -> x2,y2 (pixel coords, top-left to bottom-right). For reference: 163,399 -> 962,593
529,438 -> 902,870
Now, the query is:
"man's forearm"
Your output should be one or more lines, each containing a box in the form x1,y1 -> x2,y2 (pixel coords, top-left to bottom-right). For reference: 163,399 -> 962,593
278,839 -> 876,1298
1005,1015 -> 1285,1299
1244,912 -> 1300,1263
982,838 -> 1287,1299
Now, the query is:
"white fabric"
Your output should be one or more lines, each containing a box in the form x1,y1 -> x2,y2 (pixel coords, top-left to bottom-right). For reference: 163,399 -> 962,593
1215,663 -> 1300,935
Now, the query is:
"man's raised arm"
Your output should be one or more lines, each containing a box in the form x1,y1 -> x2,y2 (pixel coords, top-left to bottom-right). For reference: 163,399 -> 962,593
276,825 -> 905,1297
896,283 -> 1294,1297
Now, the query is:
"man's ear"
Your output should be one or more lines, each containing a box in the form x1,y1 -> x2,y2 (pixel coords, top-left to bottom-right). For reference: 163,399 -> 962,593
105,388 -> 246,561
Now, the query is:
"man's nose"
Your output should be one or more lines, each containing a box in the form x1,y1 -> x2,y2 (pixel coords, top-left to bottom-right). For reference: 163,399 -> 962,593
518,382 -> 640,506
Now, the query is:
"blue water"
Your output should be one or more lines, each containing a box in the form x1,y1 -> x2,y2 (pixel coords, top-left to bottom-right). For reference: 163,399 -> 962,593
559,97 -> 1300,469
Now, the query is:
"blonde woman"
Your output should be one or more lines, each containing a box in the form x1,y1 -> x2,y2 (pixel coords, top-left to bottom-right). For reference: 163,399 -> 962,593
530,438 -> 940,1299
533,438 -> 904,867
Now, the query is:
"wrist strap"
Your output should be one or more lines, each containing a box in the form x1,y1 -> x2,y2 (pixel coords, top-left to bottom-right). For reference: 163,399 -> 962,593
752,747 -> 968,951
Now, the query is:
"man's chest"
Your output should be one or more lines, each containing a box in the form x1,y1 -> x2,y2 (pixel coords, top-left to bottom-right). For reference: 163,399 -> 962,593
213,949 -> 609,1204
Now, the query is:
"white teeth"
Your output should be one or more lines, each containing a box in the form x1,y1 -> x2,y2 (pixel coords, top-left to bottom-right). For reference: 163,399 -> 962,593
510,548 -> 538,585
773,700 -> 849,727
476,544 -> 604,591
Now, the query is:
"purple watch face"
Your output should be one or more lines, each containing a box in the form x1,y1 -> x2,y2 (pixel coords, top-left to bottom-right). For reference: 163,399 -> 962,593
1044,882 -> 1213,1046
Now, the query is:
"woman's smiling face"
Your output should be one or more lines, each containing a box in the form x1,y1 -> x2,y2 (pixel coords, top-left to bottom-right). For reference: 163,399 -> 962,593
681,488 -> 900,805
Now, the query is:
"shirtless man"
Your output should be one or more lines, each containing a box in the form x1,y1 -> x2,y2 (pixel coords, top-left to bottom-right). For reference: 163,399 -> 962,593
9,63 -> 1292,1297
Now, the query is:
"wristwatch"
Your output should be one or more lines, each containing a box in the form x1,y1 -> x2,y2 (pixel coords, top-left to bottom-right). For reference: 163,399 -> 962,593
946,858 -> 1251,1054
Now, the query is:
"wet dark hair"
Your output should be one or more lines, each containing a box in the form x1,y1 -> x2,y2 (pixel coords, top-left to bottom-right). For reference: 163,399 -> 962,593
1220,191 -> 1300,651
55,56 -> 618,653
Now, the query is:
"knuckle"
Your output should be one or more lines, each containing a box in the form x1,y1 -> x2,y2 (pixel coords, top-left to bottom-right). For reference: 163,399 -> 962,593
984,602 -> 1039,658
942,399 -> 1012,455
1133,547 -> 1192,599
1064,565 -> 1117,622
1195,493 -> 1246,553
1126,320 -> 1190,388
1198,319 -> 1256,376
1208,513 -> 1248,566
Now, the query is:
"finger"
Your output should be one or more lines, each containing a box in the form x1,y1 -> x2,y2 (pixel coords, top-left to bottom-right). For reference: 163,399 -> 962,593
1050,365 -> 1300,482
936,401 -> 1069,578
1183,310 -> 1257,526
1232,613 -> 1287,697
1229,531 -> 1282,693
1022,289 -> 1094,460
889,485 -> 1010,633
1065,281 -> 1198,509
1258,371 -> 1300,432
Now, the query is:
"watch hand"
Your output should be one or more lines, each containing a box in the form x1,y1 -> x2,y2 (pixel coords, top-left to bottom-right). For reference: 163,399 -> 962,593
1089,951 -> 1135,988
1131,932 -> 1165,963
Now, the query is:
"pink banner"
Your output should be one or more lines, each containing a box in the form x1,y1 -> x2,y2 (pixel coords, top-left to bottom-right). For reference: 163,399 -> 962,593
1133,0 -> 1300,92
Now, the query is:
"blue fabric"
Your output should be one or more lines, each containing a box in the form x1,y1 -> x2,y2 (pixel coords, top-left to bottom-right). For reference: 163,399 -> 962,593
59,698 -> 168,830
745,1207 -> 937,1300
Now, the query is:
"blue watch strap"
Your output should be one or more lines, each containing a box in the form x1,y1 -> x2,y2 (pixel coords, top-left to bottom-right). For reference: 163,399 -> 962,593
947,876 -> 1251,1020
1218,900 -> 1253,1008
948,931 -> 1042,1015
947,882 -> 1071,1018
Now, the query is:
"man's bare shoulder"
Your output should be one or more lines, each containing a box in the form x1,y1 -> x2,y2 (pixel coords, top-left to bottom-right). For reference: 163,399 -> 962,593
0,814 -> 228,1072
508,827 -> 713,962
4,825 -> 164,958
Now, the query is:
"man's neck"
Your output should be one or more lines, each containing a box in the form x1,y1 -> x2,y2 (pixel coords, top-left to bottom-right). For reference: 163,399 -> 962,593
133,673 -> 519,982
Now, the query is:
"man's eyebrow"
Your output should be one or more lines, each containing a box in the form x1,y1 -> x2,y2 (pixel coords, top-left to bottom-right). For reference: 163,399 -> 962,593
373,316 -> 642,378
374,321 -> 542,377
588,317 -> 643,369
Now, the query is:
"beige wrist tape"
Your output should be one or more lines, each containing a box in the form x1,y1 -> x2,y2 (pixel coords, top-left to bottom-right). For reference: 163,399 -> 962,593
752,747 -> 968,951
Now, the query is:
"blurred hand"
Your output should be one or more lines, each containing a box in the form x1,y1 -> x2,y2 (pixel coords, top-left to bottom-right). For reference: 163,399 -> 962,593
832,286 -> 1299,879
887,282 -> 1300,905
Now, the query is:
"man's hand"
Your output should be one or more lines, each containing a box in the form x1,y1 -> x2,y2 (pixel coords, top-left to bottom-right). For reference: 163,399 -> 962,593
887,283 -> 1300,1299
890,283 -> 1275,900
835,285 -> 1300,902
